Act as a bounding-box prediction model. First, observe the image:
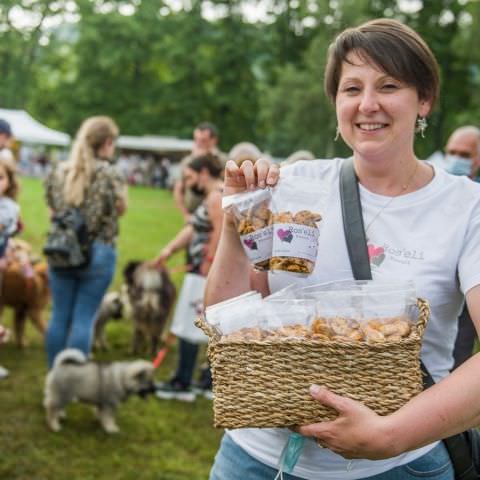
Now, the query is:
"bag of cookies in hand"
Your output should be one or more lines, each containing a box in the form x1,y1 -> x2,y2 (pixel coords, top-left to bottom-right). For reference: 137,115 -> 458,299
222,188 -> 273,271
270,176 -> 329,275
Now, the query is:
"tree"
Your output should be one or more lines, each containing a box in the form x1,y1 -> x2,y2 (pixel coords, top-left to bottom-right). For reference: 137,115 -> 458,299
0,0 -> 69,107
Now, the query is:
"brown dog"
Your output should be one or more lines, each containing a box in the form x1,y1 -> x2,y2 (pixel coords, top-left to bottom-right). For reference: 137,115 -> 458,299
123,261 -> 176,355
0,241 -> 50,347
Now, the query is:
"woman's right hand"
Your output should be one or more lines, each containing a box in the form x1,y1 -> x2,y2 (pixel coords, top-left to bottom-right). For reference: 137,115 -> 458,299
223,159 -> 280,197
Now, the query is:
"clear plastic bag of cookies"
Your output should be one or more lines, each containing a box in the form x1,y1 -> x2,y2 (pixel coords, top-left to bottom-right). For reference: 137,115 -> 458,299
313,282 -> 417,344
270,176 -> 330,275
215,296 -> 266,342
260,299 -> 315,340
205,291 -> 263,335
222,188 -> 273,271
206,290 -> 262,335
213,294 -> 315,343
264,283 -> 300,301
297,280 -> 415,301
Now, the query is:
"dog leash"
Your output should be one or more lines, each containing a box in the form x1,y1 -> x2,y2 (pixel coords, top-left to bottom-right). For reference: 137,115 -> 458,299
152,333 -> 177,369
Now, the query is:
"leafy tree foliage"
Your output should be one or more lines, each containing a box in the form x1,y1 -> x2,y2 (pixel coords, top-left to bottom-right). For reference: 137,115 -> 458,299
1,0 -> 479,157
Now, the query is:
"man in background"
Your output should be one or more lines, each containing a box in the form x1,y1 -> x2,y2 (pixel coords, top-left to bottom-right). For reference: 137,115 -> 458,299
173,122 -> 225,222
444,126 -> 480,368
444,125 -> 480,181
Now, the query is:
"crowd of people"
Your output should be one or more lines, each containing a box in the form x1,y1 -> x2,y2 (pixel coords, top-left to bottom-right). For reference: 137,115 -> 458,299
117,153 -> 173,188
1,16 -> 480,480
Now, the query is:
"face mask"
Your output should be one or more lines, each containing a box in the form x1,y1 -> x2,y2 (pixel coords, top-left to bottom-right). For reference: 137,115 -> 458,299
445,154 -> 472,177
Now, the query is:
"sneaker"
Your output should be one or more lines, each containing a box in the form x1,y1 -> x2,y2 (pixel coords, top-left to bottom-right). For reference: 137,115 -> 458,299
192,381 -> 214,400
0,366 -> 10,379
202,388 -> 214,401
155,380 -> 196,402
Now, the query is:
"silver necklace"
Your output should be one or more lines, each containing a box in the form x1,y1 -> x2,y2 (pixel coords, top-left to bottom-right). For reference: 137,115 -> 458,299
364,161 -> 419,235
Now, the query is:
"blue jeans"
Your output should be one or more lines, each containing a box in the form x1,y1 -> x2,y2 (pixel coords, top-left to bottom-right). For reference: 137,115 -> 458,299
46,242 -> 116,368
174,338 -> 200,387
210,434 -> 454,480
171,338 -> 212,388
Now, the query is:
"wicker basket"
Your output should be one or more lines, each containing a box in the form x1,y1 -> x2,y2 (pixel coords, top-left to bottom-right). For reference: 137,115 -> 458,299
195,298 -> 429,429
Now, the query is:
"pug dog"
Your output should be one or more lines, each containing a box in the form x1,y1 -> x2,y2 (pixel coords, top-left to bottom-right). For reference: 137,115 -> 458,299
44,349 -> 155,433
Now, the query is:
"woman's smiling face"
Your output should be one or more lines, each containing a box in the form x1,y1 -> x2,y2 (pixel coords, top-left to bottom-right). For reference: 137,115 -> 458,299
335,50 -> 431,163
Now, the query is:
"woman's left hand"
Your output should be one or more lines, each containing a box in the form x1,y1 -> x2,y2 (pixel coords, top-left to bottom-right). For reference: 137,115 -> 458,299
297,385 -> 399,460
151,246 -> 173,268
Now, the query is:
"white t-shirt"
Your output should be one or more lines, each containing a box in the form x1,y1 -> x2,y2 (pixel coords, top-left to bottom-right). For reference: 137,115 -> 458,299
229,158 -> 480,480
0,147 -> 14,163
0,196 -> 20,242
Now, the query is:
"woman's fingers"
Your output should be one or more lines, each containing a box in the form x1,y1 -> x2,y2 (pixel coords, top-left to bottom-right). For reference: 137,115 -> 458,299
309,385 -> 354,414
225,160 -> 242,182
266,163 -> 280,186
240,160 -> 256,190
255,158 -> 270,188
224,158 -> 280,193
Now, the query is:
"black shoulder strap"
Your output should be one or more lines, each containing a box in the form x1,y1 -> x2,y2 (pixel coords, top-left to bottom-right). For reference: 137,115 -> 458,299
339,157 -> 478,479
339,158 -> 372,281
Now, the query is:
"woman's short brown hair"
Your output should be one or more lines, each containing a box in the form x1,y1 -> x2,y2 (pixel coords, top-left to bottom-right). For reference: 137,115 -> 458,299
324,18 -> 440,111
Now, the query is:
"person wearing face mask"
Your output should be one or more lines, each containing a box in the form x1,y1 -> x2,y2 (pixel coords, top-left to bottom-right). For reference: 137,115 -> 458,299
444,126 -> 480,181
443,126 -> 480,369
153,153 -> 223,401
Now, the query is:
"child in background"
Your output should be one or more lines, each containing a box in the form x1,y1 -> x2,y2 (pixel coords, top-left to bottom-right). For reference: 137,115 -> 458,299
0,155 -> 20,258
0,153 -> 20,380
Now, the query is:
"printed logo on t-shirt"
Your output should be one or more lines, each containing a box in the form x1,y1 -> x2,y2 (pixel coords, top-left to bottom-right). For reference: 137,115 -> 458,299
368,243 -> 386,267
368,241 -> 425,267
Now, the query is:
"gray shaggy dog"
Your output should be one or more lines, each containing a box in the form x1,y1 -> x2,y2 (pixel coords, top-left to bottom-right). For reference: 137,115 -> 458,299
123,261 -> 176,355
44,349 -> 155,433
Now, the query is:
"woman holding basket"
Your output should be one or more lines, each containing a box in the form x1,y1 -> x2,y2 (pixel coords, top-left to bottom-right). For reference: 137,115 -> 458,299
205,18 -> 480,480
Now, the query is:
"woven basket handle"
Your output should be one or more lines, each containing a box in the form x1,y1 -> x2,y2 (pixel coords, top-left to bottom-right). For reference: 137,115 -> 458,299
194,316 -> 219,340
415,298 -> 430,336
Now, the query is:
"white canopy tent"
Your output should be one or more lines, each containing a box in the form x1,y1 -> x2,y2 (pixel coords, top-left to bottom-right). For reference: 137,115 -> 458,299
0,108 -> 194,155
0,108 -> 70,147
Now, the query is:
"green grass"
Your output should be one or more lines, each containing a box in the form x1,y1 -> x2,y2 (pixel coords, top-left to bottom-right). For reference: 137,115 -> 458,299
0,177 -> 223,480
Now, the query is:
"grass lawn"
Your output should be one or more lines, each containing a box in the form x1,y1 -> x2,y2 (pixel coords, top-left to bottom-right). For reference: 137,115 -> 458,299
0,177 -> 224,480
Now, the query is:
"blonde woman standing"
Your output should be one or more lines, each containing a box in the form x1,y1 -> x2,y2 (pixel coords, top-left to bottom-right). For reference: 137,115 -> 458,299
45,116 -> 126,368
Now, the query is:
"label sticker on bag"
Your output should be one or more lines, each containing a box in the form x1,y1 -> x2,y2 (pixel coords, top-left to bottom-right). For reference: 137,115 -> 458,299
240,225 -> 273,263
272,223 -> 319,262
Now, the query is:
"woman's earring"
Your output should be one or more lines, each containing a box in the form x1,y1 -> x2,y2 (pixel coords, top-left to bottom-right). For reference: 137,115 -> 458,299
415,117 -> 428,138
334,126 -> 340,142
